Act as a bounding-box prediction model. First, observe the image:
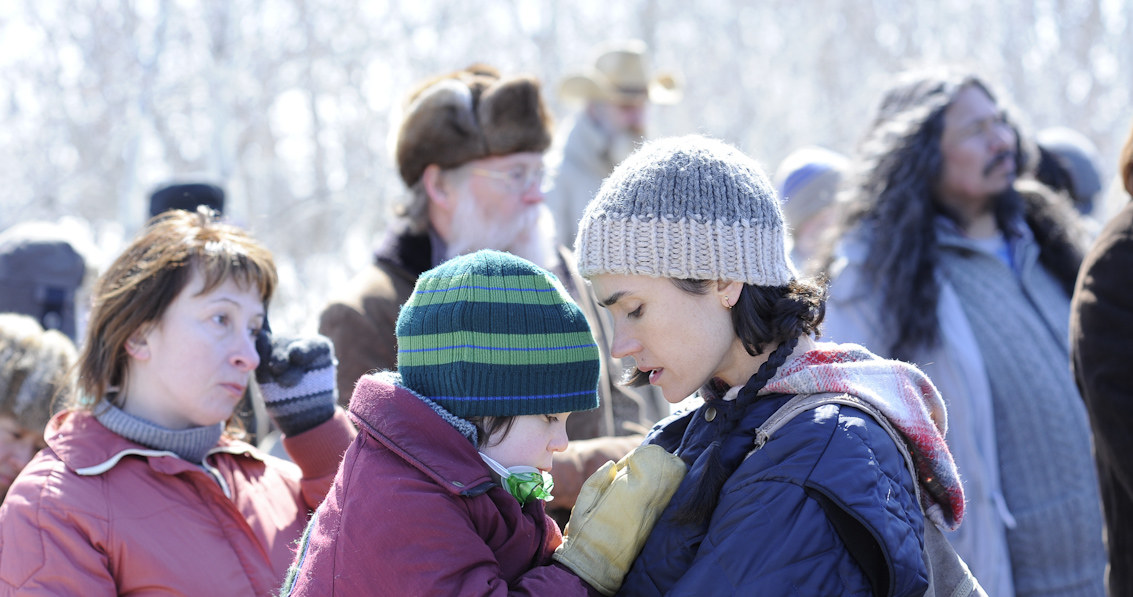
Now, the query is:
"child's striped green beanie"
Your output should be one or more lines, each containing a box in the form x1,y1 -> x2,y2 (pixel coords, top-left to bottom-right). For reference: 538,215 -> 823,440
395,250 -> 600,418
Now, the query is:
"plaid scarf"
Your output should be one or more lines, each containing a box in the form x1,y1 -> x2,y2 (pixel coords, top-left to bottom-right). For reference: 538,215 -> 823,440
761,341 -> 965,530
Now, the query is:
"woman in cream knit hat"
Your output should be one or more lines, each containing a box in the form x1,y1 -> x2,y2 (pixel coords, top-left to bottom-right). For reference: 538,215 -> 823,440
575,135 -> 975,596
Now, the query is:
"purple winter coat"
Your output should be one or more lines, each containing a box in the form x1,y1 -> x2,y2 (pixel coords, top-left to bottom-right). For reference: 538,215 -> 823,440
283,372 -> 599,596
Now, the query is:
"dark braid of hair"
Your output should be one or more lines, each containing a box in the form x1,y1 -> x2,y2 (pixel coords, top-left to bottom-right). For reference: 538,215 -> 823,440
671,336 -> 800,527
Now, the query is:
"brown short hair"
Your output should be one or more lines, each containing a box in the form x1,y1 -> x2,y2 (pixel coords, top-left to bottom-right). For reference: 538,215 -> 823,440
75,208 -> 277,408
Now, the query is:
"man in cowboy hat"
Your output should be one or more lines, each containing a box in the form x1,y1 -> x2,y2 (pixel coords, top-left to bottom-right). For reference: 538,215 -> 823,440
545,39 -> 681,247
317,64 -> 669,523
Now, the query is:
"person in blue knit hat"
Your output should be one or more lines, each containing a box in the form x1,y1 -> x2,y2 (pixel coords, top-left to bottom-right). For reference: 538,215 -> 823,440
283,249 -> 686,596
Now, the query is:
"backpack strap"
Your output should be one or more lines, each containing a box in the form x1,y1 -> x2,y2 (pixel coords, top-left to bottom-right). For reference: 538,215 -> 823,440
749,392 -> 921,503
748,392 -> 984,597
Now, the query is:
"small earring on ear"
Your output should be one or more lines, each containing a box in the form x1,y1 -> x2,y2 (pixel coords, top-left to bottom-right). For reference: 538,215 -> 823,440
723,295 -> 732,310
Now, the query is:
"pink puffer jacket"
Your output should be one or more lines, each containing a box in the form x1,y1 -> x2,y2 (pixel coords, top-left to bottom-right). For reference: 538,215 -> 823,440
0,408 -> 356,596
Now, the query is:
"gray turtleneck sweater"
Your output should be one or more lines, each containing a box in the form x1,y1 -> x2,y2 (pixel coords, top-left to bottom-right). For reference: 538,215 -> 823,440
94,402 -> 223,464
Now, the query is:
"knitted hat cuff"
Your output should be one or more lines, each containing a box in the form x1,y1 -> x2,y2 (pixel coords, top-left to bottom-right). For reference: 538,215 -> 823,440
435,388 -> 599,419
576,214 -> 797,286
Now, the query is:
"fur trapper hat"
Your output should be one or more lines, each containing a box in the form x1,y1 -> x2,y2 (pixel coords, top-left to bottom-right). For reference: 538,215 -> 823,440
394,64 -> 553,187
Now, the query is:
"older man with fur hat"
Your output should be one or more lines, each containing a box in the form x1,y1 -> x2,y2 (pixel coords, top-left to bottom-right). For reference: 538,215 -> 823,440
544,40 -> 681,247
317,64 -> 668,520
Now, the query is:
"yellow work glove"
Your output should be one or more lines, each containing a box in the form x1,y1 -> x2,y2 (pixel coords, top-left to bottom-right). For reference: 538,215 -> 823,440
552,444 -> 687,596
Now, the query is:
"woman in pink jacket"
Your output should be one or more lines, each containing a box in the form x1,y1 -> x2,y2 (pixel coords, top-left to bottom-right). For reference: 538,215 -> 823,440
0,208 -> 356,596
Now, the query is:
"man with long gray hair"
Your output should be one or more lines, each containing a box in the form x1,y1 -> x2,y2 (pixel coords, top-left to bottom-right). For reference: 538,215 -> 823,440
819,68 -> 1104,597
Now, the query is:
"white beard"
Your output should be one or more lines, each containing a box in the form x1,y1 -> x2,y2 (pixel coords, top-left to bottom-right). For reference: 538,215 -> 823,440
445,200 -> 560,271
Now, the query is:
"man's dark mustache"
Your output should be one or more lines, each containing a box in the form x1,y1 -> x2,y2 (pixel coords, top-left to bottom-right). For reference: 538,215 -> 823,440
984,151 -> 1015,176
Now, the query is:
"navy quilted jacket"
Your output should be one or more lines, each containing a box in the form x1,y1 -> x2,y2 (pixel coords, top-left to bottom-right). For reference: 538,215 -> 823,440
618,391 -> 929,596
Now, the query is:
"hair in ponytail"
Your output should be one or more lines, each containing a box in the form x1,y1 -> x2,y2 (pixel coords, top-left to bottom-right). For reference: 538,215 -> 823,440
670,336 -> 799,526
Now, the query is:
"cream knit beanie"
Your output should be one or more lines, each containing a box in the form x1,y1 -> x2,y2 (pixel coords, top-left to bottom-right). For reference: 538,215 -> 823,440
575,135 -> 797,285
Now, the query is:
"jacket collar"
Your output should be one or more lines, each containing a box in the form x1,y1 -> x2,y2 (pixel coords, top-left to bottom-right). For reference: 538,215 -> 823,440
934,213 -> 1037,275
347,372 -> 496,497
46,409 -> 261,478
374,223 -> 579,296
373,225 -> 433,278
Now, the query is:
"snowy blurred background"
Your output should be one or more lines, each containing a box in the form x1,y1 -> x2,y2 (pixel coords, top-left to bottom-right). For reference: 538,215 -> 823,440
2,0 -> 1130,335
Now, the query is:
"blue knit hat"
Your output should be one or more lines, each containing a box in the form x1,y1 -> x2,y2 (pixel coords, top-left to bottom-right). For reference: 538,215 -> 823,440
395,250 -> 600,418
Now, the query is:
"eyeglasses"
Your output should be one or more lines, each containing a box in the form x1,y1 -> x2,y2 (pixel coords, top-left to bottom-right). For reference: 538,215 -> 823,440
469,166 -> 546,194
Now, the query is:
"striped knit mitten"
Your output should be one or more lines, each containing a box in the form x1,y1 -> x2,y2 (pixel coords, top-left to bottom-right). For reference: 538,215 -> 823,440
255,331 -> 338,436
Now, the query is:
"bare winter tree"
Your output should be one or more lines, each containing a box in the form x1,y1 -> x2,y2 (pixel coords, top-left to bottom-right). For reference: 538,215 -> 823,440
1,0 -> 1129,332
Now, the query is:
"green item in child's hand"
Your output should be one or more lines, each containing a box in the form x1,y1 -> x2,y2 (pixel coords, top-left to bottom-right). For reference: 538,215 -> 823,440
504,469 -> 554,506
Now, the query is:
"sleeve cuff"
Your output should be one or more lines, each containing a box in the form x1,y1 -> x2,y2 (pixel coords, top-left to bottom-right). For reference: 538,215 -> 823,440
282,408 -> 357,477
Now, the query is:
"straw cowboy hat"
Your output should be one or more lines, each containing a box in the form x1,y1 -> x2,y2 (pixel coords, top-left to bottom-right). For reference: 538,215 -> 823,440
559,39 -> 682,106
